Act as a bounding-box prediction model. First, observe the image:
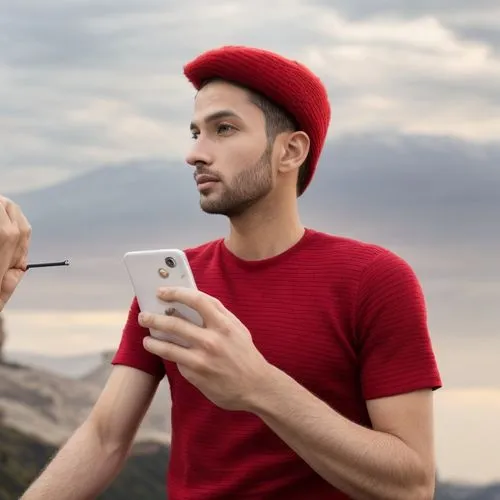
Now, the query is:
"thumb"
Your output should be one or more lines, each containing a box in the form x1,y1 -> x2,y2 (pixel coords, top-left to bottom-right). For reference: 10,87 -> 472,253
0,268 -> 25,310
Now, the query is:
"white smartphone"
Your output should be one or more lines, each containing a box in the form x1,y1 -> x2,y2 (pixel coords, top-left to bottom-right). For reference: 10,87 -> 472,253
123,248 -> 203,347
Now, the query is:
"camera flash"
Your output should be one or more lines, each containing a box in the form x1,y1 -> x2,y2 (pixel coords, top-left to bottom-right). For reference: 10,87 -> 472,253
158,268 -> 169,278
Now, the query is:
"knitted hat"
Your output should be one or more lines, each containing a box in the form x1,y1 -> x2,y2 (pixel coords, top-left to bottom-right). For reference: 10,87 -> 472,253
183,45 -> 331,195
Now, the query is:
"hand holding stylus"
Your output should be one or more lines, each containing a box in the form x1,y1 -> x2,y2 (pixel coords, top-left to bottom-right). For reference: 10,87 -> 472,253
0,195 -> 32,311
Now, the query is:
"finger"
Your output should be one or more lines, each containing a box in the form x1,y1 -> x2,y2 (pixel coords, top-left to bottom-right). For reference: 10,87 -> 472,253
0,204 -> 17,282
0,268 -> 24,311
2,197 -> 17,222
218,302 -> 242,326
139,311 -> 205,346
0,195 -> 12,211
0,202 -> 10,224
15,210 -> 31,270
2,200 -> 22,266
143,335 -> 202,367
157,286 -> 224,324
7,202 -> 31,269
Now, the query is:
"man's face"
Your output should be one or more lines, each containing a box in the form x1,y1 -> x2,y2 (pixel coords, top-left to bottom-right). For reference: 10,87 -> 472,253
186,80 -> 275,217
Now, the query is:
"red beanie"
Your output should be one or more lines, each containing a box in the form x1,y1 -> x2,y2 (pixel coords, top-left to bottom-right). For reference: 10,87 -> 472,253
183,45 -> 331,195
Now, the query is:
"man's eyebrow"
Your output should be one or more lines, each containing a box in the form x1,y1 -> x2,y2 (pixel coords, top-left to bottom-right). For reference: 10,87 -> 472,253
189,110 -> 241,131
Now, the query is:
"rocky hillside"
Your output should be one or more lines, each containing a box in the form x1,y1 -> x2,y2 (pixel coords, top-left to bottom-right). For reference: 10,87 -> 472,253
0,345 -> 173,499
1,349 -> 500,499
1,419 -> 500,500
0,423 -> 170,500
0,354 -> 171,447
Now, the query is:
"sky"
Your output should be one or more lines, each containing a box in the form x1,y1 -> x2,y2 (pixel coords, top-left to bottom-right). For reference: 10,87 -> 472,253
1,0 -> 500,486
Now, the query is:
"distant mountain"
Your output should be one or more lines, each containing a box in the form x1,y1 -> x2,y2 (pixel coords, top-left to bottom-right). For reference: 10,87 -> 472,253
12,136 -> 498,258
4,351 -> 102,379
7,160 -> 226,311
6,134 -> 500,311
0,355 -> 171,447
9,159 -> 224,256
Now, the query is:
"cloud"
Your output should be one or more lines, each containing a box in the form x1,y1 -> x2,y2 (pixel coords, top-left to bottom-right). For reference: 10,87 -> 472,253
313,0 -> 500,23
302,13 -> 500,141
1,0 -> 500,194
3,310 -> 125,356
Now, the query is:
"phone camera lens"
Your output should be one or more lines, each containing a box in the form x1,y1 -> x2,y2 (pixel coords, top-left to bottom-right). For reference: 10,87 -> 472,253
165,257 -> 176,268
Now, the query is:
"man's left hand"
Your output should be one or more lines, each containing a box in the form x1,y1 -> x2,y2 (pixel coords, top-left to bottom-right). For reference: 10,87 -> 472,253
139,287 -> 273,412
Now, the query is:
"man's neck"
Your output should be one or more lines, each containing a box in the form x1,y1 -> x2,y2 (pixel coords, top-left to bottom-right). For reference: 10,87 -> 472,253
224,201 -> 304,261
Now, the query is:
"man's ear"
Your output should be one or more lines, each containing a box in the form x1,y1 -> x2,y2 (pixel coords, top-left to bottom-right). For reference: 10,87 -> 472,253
277,131 -> 310,174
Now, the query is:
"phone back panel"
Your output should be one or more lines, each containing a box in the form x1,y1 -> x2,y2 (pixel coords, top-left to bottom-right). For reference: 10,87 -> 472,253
123,249 -> 203,346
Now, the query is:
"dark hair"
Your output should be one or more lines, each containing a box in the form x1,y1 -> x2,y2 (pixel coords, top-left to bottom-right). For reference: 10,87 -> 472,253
200,78 -> 309,196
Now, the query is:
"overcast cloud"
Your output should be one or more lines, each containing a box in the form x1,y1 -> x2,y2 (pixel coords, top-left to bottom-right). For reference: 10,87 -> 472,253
1,0 -> 500,192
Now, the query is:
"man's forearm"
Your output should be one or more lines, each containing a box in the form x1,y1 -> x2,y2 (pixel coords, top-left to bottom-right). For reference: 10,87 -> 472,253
21,421 -> 129,500
248,366 -> 432,500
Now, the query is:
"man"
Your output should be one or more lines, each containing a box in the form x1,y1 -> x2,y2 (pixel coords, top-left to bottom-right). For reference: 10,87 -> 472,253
23,46 -> 442,500
0,195 -> 31,312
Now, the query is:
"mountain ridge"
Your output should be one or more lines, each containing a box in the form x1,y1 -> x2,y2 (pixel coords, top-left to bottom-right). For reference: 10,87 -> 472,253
0,354 -> 171,448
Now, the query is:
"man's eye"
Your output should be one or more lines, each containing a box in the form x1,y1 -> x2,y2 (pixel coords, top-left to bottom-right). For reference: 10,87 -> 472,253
217,124 -> 235,135
191,131 -> 199,139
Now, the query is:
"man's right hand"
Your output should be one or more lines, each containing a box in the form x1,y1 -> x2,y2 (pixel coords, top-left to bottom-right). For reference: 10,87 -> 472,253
0,195 -> 32,312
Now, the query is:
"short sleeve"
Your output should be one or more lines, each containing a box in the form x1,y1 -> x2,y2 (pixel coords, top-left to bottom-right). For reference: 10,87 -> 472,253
356,250 -> 442,400
111,297 -> 166,379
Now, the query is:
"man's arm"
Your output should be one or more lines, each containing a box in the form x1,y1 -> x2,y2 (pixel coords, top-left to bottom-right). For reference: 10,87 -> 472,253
248,367 -> 435,500
21,365 -> 161,500
244,251 -> 438,500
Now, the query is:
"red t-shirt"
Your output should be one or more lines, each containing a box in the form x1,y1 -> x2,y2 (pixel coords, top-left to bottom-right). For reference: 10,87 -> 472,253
112,228 -> 442,499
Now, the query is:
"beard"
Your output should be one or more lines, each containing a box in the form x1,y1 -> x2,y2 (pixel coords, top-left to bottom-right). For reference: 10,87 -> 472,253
199,146 -> 274,218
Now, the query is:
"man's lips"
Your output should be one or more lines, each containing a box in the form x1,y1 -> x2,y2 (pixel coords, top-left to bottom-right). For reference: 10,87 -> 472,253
195,174 -> 220,185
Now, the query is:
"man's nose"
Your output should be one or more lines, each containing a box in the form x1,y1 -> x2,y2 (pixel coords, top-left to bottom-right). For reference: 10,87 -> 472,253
185,140 -> 213,168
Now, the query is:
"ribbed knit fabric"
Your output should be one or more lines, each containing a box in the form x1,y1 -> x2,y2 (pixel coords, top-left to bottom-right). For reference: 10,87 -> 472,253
112,229 -> 442,499
183,46 -> 331,195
